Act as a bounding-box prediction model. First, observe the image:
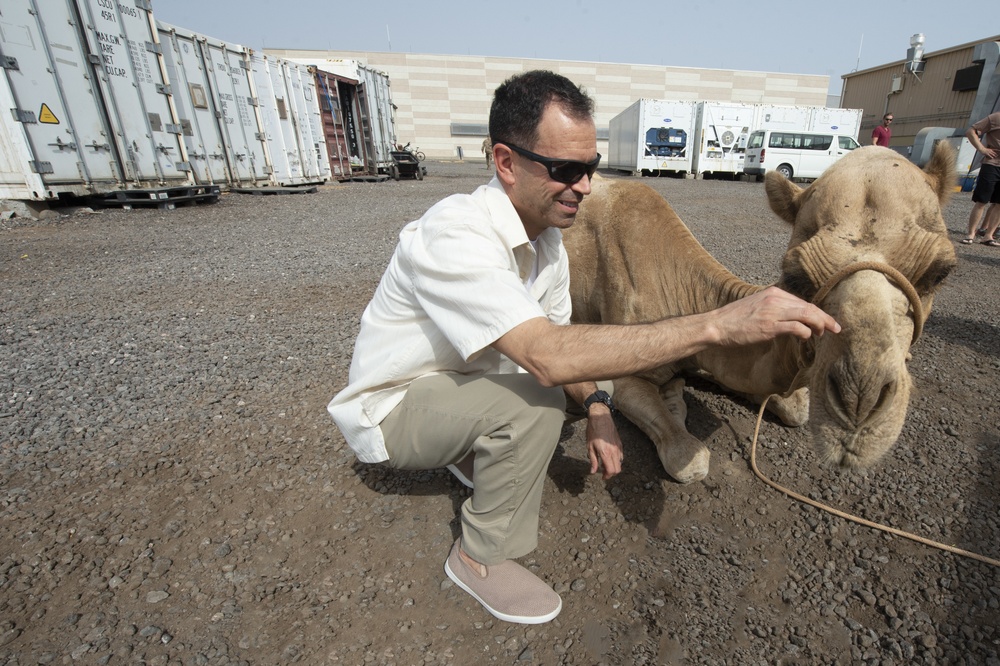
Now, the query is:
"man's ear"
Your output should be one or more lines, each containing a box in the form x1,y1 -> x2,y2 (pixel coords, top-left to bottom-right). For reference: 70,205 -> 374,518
494,143 -> 516,186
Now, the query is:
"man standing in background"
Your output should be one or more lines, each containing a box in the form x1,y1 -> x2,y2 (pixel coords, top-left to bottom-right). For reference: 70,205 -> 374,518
871,113 -> 893,146
960,111 -> 1000,246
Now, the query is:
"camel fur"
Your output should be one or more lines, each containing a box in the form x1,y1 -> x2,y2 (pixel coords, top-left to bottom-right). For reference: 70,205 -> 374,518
563,143 -> 957,483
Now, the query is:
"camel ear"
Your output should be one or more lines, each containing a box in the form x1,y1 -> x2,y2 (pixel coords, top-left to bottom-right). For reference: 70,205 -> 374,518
764,171 -> 804,225
923,140 -> 956,204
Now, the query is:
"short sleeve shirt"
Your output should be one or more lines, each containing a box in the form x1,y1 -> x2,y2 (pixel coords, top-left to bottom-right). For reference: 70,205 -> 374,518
972,112 -> 1000,167
327,178 -> 572,462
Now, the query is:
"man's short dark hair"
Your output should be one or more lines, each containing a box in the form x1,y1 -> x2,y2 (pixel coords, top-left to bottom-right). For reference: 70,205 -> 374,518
488,70 -> 595,150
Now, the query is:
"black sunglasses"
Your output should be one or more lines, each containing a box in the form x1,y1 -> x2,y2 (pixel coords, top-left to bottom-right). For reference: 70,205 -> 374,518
496,141 -> 601,184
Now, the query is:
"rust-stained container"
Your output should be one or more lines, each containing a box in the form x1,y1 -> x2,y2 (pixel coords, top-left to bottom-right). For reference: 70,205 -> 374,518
311,67 -> 360,180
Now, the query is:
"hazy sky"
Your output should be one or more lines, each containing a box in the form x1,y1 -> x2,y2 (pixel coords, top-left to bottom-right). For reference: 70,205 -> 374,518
155,0 -> 995,95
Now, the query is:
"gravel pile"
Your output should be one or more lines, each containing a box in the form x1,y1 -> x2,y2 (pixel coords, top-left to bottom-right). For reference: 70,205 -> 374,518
1,159 -> 998,665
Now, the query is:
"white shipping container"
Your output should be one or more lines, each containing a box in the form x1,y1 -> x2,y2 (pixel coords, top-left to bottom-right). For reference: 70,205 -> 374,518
157,22 -> 273,188
280,60 -> 330,183
74,0 -> 191,185
608,99 -> 697,175
250,53 -> 304,185
752,105 -> 813,133
1,0 -> 191,200
692,101 -> 756,176
808,107 -> 862,139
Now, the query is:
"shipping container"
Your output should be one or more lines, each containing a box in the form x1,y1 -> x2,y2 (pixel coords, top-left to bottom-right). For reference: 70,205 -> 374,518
280,59 -> 330,183
249,53 -> 324,186
692,102 -> 756,176
751,104 -> 814,133
286,58 -> 396,178
608,99 -> 697,176
808,107 -> 862,139
0,0 -> 193,201
311,67 -> 359,180
156,22 -> 272,188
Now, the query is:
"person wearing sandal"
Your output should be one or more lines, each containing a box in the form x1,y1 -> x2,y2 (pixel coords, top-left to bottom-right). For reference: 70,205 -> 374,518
961,112 -> 1000,245
328,70 -> 840,625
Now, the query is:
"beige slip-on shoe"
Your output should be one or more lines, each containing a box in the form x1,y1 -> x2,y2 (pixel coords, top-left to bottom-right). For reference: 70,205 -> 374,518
443,538 -> 561,624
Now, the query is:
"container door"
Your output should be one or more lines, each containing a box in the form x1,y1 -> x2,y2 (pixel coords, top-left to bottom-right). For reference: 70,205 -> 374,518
158,27 -> 227,185
267,58 -> 303,183
75,0 -> 190,185
203,42 -> 270,186
282,61 -> 324,182
0,0 -> 122,194
249,53 -> 287,185
314,70 -> 352,180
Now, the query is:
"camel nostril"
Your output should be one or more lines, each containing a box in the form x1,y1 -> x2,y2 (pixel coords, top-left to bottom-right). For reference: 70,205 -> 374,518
870,380 -> 895,418
826,374 -> 849,425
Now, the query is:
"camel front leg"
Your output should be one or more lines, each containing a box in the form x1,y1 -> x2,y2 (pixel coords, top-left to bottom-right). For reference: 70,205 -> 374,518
613,375 -> 710,483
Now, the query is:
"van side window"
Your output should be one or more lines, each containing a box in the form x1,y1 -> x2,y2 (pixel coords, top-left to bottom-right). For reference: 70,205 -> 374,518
839,136 -> 860,150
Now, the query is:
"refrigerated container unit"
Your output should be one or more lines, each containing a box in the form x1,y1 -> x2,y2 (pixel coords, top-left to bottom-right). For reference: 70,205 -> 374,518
311,67 -> 360,181
692,101 -> 756,177
249,53 -> 326,186
156,22 -> 272,189
751,104 -> 813,133
280,59 -> 330,183
807,107 -> 862,140
0,0 -> 210,203
608,99 -> 697,176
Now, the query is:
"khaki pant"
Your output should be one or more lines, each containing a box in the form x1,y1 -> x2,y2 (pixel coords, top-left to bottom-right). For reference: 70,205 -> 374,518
379,373 -> 612,565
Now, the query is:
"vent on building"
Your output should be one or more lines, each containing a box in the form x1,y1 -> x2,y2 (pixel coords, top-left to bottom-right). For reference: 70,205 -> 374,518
952,62 -> 984,92
451,123 -> 488,136
890,75 -> 904,93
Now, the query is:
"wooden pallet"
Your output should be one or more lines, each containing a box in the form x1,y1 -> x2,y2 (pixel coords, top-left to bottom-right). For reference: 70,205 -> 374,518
89,185 -> 220,210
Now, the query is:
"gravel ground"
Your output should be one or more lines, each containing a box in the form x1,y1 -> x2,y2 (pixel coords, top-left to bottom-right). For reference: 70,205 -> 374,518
1,160 -> 998,665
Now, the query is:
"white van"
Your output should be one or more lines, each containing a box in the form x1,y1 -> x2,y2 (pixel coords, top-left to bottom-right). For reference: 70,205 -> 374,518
743,130 -> 861,180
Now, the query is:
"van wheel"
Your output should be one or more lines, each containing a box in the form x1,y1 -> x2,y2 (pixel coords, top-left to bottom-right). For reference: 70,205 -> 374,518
777,164 -> 793,180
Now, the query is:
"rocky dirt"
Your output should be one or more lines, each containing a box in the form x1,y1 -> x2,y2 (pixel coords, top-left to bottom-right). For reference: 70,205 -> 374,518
1,160 -> 998,665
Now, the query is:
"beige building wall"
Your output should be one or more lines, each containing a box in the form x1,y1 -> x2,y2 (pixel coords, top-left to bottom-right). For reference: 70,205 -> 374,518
266,49 -> 828,161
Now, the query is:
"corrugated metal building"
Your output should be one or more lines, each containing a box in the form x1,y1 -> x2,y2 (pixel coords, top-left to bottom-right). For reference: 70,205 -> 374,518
263,49 -> 829,161
841,35 -> 1000,150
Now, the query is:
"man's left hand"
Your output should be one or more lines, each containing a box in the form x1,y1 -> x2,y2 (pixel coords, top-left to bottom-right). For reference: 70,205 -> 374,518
586,408 -> 623,480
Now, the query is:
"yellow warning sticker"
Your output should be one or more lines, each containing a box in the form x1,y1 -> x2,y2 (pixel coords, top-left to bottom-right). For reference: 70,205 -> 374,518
39,103 -> 59,124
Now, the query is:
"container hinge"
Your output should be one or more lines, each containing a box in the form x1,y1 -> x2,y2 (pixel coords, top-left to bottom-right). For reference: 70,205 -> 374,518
175,161 -> 191,172
134,0 -> 153,10
30,161 -> 54,174
87,53 -> 101,65
263,165 -> 274,174
156,83 -> 172,95
240,60 -> 250,70
255,132 -> 265,141
11,108 -> 36,123
215,110 -> 223,119
144,41 -> 162,55
165,123 -> 182,134
248,97 -> 258,107
1,56 -> 18,71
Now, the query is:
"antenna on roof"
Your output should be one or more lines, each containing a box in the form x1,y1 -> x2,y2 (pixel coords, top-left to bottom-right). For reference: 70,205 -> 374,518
854,34 -> 863,72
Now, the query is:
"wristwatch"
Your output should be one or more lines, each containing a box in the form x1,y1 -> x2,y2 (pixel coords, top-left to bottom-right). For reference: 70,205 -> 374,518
583,389 -> 615,414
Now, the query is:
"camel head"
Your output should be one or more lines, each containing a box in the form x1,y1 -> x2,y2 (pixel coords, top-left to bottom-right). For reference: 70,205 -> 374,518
764,142 -> 957,468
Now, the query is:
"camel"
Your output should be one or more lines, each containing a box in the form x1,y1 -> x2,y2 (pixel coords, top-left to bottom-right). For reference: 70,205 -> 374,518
563,143 -> 957,483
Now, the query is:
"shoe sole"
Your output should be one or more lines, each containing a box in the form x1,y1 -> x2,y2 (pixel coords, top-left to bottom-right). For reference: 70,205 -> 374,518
444,558 -> 561,624
445,464 -> 474,489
